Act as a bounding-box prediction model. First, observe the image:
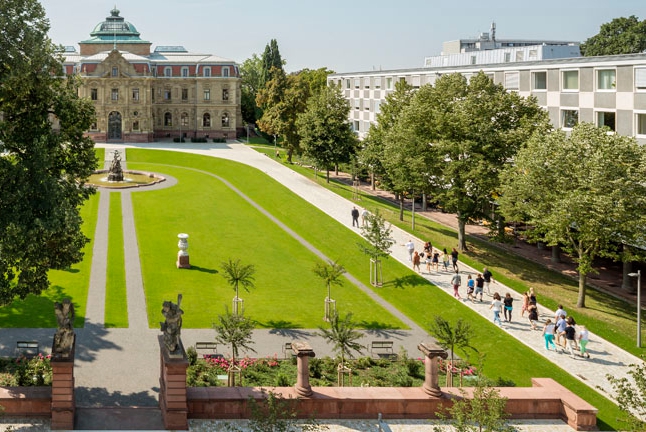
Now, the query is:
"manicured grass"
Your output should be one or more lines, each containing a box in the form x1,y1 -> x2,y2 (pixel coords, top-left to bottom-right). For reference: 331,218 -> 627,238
127,151 -> 405,330
0,193 -> 99,328
104,192 -> 128,328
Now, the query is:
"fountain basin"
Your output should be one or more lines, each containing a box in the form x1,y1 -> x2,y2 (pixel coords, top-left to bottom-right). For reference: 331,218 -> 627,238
87,169 -> 166,189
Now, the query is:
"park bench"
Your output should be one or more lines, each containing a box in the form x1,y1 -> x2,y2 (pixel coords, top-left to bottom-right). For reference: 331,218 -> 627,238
195,341 -> 218,354
16,341 -> 39,358
370,340 -> 397,360
282,342 -> 295,359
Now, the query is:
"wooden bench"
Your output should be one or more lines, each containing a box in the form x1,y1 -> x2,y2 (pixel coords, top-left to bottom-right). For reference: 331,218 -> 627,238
282,342 -> 295,359
370,341 -> 397,360
16,341 -> 39,358
195,342 -> 218,353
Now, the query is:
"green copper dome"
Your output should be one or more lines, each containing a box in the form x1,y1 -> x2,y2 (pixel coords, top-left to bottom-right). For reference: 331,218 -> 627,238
81,7 -> 150,44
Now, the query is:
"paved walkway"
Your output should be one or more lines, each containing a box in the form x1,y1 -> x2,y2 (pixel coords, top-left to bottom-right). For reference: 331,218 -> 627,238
0,141 -> 638,430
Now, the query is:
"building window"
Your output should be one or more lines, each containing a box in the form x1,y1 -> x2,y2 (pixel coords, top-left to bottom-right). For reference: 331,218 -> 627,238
112,66 -> 118,77
561,109 -> 578,129
133,121 -> 139,131
90,121 -> 97,130
364,78 -> 370,89
386,77 -> 393,90
364,100 -> 370,110
562,70 -> 579,91
204,67 -> 211,77
597,111 -> 616,131
221,113 -> 230,127
346,79 -> 350,89
111,88 -> 119,101
353,99 -> 360,110
182,67 -> 189,77
374,77 -> 381,89
470,56 -> 476,65
222,67 -> 230,77
132,88 -> 139,101
164,89 -> 171,100
528,49 -> 538,60
636,68 -> 646,91
222,88 -> 229,101
515,51 -> 524,62
204,89 -> 210,100
504,72 -> 519,91
164,67 -> 172,77
353,120 -> 359,132
164,112 -> 172,127
203,113 -> 211,127
182,88 -> 188,100
532,71 -> 547,90
504,53 -> 511,63
597,69 -> 616,90
636,113 -> 646,136
181,112 -> 189,127
91,88 -> 98,100
374,100 -> 381,114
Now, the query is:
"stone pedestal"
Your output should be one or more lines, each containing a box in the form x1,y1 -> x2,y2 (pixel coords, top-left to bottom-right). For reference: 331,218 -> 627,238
176,233 -> 190,269
51,335 -> 75,430
159,336 -> 188,430
292,342 -> 315,397
418,341 -> 448,398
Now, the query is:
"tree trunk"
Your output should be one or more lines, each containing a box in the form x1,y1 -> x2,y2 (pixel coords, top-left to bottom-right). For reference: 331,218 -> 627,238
576,272 -> 587,308
551,245 -> 561,263
422,193 -> 427,211
326,169 -> 330,183
287,148 -> 293,163
335,164 -> 339,175
399,195 -> 404,221
371,171 -> 375,191
411,193 -> 416,231
457,213 -> 468,251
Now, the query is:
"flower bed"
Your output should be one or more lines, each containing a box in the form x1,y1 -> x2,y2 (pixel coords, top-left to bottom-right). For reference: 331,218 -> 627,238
0,354 -> 52,386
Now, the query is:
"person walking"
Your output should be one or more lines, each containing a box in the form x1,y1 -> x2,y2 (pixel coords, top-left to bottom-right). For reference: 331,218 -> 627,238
483,267 -> 494,295
412,251 -> 421,273
555,314 -> 567,347
405,239 -> 415,261
520,292 -> 530,317
503,293 -> 514,322
361,208 -> 369,226
466,275 -> 476,302
527,304 -> 539,330
442,248 -> 450,271
351,207 -> 360,227
474,273 -> 485,302
554,304 -> 567,322
425,252 -> 433,274
490,292 -> 503,327
432,250 -> 440,271
543,319 -> 557,351
578,325 -> 591,359
451,270 -> 462,299
451,247 -> 459,271
561,317 -> 578,359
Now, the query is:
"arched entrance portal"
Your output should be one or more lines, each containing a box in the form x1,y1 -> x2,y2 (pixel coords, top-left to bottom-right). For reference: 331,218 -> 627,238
108,111 -> 122,141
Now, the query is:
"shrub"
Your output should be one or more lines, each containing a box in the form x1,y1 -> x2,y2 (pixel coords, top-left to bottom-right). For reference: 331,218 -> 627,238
186,346 -> 198,366
213,137 -> 226,143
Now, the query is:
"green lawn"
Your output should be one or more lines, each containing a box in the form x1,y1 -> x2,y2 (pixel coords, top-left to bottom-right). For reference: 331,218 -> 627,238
105,192 -> 128,328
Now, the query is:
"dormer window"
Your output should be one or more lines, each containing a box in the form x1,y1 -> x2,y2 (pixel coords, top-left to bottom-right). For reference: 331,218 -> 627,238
204,67 -> 211,77
164,67 -> 172,77
182,67 -> 189,77
222,67 -> 230,77
112,66 -> 118,77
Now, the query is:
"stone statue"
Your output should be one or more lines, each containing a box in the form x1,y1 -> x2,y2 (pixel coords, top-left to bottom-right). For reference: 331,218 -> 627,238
160,294 -> 184,353
107,150 -> 124,182
54,298 -> 75,356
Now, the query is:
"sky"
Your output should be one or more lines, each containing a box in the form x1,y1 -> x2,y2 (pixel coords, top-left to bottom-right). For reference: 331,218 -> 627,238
39,0 -> 645,73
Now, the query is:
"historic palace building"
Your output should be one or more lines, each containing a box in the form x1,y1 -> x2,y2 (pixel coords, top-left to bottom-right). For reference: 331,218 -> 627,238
62,7 -> 242,142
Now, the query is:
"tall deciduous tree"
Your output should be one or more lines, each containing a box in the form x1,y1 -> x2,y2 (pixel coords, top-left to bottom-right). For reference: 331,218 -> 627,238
297,67 -> 335,97
240,53 -> 263,124
388,72 -> 548,250
0,0 -> 97,305
261,39 -> 284,85
297,84 -> 358,183
581,16 -> 646,56
499,123 -> 646,308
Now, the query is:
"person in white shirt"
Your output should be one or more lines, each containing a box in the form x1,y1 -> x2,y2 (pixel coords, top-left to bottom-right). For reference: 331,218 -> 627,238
554,305 -> 567,322
490,292 -> 503,327
405,240 -> 415,261
578,325 -> 590,359
543,319 -> 557,350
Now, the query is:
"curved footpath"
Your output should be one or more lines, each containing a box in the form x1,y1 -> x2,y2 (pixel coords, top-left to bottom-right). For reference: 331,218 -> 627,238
0,142 -> 636,431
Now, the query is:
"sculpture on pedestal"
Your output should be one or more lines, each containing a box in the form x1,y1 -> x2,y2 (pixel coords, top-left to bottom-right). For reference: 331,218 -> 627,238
54,298 -> 75,357
107,150 -> 124,182
160,294 -> 184,352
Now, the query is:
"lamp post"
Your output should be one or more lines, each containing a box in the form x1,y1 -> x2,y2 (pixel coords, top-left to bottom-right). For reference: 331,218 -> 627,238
246,124 -> 250,144
629,270 -> 642,347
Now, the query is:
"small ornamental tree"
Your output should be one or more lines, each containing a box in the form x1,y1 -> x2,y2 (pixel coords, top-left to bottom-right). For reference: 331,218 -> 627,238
358,209 -> 395,286
312,259 -> 345,321
221,258 -> 256,314
213,307 -> 256,386
318,310 -> 364,386
428,317 -> 478,387
607,362 -> 646,431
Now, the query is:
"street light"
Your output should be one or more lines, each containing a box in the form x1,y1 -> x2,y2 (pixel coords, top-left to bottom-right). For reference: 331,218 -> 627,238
629,270 -> 642,347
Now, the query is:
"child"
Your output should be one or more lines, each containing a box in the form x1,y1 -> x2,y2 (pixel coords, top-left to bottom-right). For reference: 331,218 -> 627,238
527,304 -> 539,330
466,275 -> 475,302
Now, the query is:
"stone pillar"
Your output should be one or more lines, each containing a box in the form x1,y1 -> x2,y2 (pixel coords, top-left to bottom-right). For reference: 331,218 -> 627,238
292,342 -> 315,397
159,336 -> 188,430
418,341 -> 448,398
176,233 -> 190,269
50,336 -> 75,430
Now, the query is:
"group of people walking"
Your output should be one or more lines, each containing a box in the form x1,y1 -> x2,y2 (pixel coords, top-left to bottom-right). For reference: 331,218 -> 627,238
407,240 -> 461,276
542,305 -> 590,359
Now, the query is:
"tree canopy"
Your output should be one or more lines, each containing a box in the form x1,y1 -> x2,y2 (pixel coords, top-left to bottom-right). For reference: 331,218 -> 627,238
260,39 -> 284,85
581,16 -> 646,56
296,84 -> 358,182
240,53 -> 263,124
498,122 -> 646,308
0,0 -> 97,305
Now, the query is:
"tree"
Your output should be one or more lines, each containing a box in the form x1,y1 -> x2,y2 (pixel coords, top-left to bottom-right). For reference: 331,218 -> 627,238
261,39 -> 284,86
318,311 -> 364,367
312,259 -> 345,321
297,85 -> 359,183
607,362 -> 646,431
581,16 -> 646,56
221,258 -> 256,314
256,67 -> 310,163
240,53 -> 264,124
213,307 -> 256,386
358,209 -> 395,286
296,67 -> 335,97
498,122 -> 646,308
0,0 -> 97,305
428,317 -> 477,387
388,72 -> 548,250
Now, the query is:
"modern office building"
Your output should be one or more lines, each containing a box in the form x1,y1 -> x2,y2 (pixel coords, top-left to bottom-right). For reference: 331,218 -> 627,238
61,7 -> 242,142
329,52 -> 646,145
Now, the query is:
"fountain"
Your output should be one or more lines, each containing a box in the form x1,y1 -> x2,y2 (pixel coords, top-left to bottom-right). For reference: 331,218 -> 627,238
86,149 -> 166,189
